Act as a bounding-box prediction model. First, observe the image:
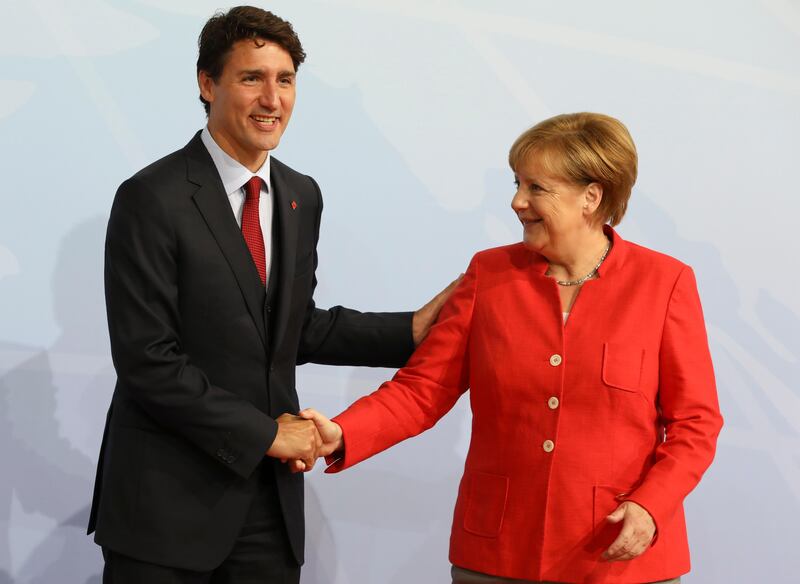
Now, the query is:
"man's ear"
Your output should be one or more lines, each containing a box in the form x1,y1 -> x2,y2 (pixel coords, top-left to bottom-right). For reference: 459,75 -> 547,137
198,70 -> 216,104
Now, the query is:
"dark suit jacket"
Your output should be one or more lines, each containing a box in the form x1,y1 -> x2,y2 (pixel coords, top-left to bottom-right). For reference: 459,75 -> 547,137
88,131 -> 413,571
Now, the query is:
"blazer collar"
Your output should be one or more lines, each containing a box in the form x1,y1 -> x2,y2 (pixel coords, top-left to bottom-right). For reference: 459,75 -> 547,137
596,224 -> 627,277
184,131 -> 268,347
526,224 -> 628,277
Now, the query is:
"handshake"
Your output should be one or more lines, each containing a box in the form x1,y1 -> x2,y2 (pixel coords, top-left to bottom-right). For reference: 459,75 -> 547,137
265,409 -> 342,472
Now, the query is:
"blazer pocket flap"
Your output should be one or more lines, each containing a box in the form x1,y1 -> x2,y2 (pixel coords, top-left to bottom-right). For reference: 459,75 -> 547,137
591,484 -> 636,550
463,471 -> 509,538
602,342 -> 645,392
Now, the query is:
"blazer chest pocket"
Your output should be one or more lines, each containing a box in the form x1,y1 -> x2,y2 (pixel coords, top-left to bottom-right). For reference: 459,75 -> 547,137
602,342 -> 645,393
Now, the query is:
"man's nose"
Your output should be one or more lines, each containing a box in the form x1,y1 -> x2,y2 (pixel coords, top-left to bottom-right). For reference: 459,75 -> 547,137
260,82 -> 279,109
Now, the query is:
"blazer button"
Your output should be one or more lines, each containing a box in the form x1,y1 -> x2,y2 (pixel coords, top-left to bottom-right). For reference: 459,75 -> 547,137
549,354 -> 562,366
542,439 -> 555,453
547,396 -> 560,409
216,448 -> 225,458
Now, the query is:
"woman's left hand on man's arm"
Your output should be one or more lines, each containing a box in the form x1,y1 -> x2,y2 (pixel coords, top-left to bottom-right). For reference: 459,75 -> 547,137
602,501 -> 656,562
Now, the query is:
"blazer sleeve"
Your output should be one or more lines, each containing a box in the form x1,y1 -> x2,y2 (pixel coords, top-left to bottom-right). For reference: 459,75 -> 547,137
325,256 -> 478,472
627,266 -> 723,535
296,175 -> 415,368
105,177 -> 276,480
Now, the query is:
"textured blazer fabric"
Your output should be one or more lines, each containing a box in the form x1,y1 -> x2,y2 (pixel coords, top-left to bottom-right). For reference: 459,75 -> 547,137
328,227 -> 723,583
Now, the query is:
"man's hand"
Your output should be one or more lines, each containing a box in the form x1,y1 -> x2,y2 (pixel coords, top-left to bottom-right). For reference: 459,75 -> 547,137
266,413 -> 322,471
298,408 -> 343,456
602,501 -> 656,561
412,275 -> 463,346
285,408 -> 343,473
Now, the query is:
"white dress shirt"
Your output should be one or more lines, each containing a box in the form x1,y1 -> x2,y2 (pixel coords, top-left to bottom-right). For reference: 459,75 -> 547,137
201,127 -> 274,287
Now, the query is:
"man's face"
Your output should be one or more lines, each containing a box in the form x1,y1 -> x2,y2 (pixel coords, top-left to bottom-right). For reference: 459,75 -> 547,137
199,39 -> 296,171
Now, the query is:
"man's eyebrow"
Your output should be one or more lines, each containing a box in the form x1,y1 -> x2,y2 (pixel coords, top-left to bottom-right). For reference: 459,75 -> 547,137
237,69 -> 296,78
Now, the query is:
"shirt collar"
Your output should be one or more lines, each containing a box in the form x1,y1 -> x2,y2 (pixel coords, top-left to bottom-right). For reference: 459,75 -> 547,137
201,126 -> 271,196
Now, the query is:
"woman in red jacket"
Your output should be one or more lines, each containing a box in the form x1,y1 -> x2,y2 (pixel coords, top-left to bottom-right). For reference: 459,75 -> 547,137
301,112 -> 723,584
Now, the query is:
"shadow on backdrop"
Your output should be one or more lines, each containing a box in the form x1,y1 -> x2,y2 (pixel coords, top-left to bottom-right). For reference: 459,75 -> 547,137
1,217 -> 110,583
627,194 -> 800,583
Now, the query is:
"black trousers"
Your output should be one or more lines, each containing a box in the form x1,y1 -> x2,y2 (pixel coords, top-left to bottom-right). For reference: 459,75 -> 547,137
103,463 -> 300,584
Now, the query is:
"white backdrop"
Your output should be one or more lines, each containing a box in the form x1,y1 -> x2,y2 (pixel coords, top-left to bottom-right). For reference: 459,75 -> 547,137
1,1 -> 798,582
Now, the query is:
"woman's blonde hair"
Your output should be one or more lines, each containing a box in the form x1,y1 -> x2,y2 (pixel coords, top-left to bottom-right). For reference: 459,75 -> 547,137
508,112 -> 637,226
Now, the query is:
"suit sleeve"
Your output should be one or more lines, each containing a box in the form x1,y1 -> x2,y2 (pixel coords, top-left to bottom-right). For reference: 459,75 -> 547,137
324,257 -> 477,472
297,175 -> 415,368
105,177 -> 276,480
627,266 -> 723,537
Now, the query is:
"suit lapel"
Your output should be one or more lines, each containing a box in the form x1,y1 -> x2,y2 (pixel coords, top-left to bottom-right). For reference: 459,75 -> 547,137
270,161 -> 299,355
184,133 -> 267,347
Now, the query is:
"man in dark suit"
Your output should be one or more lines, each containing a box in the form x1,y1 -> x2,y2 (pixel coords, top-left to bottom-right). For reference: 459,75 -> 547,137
88,7 -> 454,583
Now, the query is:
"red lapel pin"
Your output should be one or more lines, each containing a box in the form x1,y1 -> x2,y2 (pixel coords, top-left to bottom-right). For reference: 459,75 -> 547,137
291,200 -> 297,210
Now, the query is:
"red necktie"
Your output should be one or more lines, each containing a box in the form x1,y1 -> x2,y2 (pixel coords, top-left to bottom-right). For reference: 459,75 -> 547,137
242,176 -> 266,285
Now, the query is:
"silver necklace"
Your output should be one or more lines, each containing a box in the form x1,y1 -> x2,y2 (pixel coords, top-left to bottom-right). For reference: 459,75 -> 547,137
553,241 -> 611,287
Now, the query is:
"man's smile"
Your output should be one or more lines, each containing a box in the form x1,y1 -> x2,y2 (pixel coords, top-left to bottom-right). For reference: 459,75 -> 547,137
250,114 -> 279,129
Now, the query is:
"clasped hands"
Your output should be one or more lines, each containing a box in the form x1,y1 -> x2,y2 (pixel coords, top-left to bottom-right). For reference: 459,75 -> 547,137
265,410 -> 341,472
265,276 -> 462,471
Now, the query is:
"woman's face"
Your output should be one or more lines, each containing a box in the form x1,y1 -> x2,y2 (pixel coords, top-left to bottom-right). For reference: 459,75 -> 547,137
511,155 -> 597,253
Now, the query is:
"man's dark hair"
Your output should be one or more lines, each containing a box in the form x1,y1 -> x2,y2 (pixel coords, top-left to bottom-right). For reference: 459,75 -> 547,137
197,6 -> 306,115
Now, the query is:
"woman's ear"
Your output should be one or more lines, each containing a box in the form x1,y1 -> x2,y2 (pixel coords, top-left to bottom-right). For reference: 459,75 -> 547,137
584,182 -> 603,216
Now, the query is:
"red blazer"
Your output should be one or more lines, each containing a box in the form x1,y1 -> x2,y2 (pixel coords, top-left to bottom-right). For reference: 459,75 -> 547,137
327,228 -> 723,583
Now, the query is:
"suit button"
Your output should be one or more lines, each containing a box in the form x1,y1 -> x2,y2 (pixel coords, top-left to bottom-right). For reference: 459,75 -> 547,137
226,455 -> 236,463
547,396 -> 559,409
266,306 -> 272,313
216,448 -> 225,458
549,354 -> 562,366
542,440 -> 555,453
